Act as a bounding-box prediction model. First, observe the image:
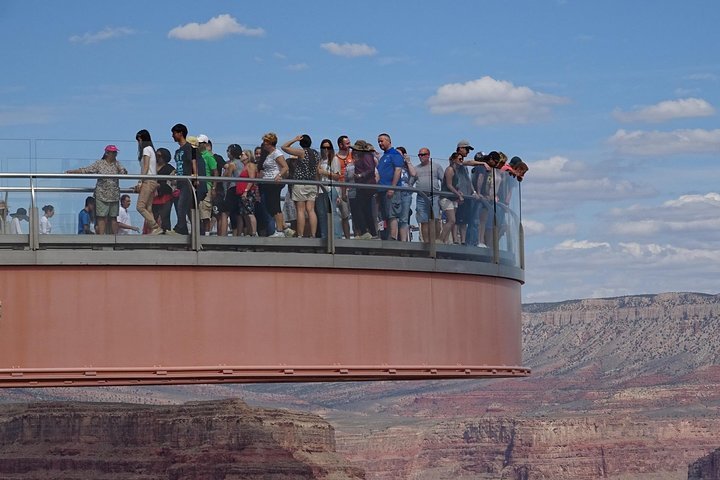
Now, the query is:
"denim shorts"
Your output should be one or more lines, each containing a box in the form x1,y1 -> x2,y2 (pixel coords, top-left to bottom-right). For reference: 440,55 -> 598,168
415,195 -> 439,223
379,190 -> 402,220
398,191 -> 412,227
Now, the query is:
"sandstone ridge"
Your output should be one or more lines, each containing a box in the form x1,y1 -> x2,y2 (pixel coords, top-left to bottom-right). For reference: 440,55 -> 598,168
0,399 -> 364,479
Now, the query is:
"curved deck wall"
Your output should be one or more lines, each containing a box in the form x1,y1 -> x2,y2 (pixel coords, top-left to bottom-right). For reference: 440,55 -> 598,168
0,257 -> 527,386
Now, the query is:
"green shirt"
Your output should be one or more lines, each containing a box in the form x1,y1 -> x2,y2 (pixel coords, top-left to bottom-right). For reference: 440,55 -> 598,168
201,150 -> 217,191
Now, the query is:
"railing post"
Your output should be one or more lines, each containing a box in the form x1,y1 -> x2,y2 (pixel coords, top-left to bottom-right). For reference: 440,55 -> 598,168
29,176 -> 39,250
190,178 -> 201,251
519,223 -> 525,270
492,212 -> 499,264
325,185 -> 335,254
424,192 -> 437,259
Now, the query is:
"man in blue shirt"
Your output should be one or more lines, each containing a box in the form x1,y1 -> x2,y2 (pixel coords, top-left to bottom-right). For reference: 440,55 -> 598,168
78,196 -> 95,234
376,133 -> 404,240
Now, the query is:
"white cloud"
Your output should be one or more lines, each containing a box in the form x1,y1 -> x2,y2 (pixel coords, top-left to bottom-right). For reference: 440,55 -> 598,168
286,63 -> 309,71
320,42 -> 377,58
168,14 -> 264,41
610,192 -> 720,237
555,239 -> 610,250
69,27 -> 135,45
426,76 -> 569,125
524,240 -> 720,302
521,155 -> 653,215
273,52 -> 287,60
523,219 -> 546,235
613,98 -> 715,123
663,192 -> 720,208
608,128 -> 720,155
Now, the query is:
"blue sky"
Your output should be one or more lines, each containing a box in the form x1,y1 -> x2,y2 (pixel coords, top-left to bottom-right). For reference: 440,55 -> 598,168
1,0 -> 719,302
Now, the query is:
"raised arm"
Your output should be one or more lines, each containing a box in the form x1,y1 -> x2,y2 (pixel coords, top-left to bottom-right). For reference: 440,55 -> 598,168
281,135 -> 306,158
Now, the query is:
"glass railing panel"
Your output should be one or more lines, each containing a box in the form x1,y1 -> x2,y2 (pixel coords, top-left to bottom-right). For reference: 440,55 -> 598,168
0,166 -> 523,269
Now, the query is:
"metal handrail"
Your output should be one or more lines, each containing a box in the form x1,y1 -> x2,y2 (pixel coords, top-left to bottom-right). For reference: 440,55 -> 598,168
0,172 -> 523,269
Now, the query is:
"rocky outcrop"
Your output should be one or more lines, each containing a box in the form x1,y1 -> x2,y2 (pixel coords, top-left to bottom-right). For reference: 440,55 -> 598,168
689,448 -> 720,480
0,399 -> 364,479
339,416 -> 720,480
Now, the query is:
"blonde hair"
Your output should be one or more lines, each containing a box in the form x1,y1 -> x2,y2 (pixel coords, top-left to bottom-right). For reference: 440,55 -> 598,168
262,132 -> 278,146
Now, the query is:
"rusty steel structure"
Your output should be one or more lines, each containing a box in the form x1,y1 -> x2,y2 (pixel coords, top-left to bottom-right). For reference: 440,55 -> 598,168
0,172 -> 529,387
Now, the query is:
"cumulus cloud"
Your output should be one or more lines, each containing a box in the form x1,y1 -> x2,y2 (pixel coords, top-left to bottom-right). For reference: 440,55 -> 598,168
524,240 -> 720,302
610,192 -> 720,238
523,219 -> 546,235
69,27 -> 135,44
320,42 -> 377,57
555,239 -> 611,250
168,14 -> 264,40
608,128 -> 720,155
521,155 -> 653,214
613,98 -> 715,123
426,76 -> 569,125
524,190 -> 720,302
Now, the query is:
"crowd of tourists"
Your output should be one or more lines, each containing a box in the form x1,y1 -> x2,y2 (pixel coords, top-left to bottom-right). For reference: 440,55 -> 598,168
1,124 -> 528,246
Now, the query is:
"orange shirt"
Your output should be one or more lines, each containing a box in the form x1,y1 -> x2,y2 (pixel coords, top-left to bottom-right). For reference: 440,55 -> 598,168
336,151 -> 353,180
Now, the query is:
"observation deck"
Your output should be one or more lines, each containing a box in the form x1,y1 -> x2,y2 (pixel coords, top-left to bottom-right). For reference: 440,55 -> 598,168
0,150 -> 529,387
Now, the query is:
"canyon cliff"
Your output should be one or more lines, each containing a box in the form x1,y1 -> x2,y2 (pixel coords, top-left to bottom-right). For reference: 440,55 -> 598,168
0,399 -> 364,479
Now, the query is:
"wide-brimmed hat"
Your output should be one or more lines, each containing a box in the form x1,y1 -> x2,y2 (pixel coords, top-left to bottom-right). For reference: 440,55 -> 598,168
10,207 -> 28,220
187,136 -> 199,148
350,140 -> 375,152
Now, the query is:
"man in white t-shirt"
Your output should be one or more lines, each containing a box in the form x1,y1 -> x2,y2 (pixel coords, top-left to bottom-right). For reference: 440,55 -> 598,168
117,194 -> 140,234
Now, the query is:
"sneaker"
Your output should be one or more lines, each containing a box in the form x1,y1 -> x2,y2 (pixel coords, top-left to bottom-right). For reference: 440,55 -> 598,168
284,228 -> 296,237
359,232 -> 373,240
477,242 -> 488,248
270,231 -> 285,238
251,233 -> 259,237
150,226 -> 164,235
167,229 -> 183,235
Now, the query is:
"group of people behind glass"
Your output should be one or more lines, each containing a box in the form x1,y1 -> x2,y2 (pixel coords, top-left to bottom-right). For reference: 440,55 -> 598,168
56,125 -> 527,243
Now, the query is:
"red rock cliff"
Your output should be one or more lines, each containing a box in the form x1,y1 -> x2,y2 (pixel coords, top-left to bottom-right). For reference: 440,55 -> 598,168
0,399 -> 364,479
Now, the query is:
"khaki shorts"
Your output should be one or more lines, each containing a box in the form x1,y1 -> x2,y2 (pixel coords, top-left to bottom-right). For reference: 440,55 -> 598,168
291,183 -> 317,202
439,197 -> 457,212
95,198 -> 119,217
337,197 -> 350,219
199,197 -> 213,220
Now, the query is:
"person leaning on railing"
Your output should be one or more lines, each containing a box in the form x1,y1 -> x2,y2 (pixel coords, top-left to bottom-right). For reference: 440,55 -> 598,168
65,145 -> 127,235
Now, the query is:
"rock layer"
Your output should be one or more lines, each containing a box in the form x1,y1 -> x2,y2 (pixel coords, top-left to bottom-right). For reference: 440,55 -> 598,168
0,399 -> 364,479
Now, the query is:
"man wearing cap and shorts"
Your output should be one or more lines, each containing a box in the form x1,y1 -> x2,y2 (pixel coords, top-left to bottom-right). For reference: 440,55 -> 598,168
197,134 -> 218,234
455,140 -> 484,246
376,133 -> 404,240
411,147 -> 444,243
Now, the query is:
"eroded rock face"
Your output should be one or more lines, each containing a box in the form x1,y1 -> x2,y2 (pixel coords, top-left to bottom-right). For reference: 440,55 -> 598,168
0,399 -> 364,479
689,448 -> 720,480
